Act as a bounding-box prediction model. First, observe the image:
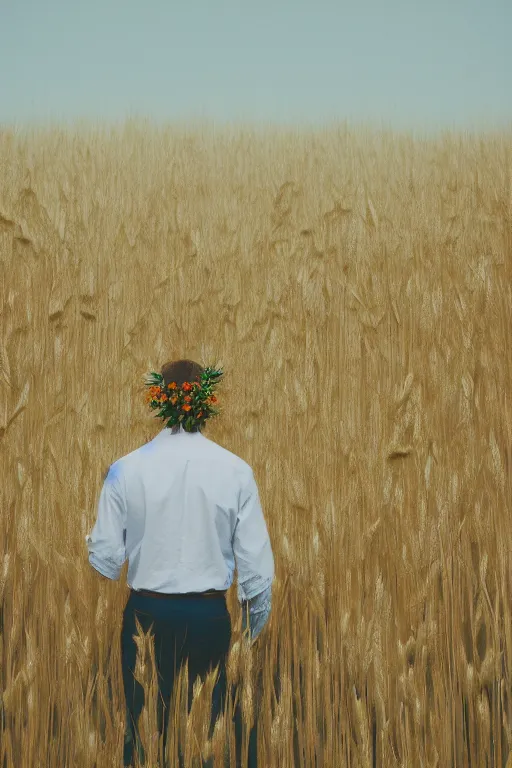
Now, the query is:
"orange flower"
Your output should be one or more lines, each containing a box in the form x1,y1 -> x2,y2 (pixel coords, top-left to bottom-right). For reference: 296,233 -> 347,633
184,395 -> 192,403
197,411 -> 203,418
210,395 -> 217,403
171,396 -> 178,405
182,404 -> 192,412
161,393 -> 168,402
168,382 -> 177,390
182,382 -> 193,392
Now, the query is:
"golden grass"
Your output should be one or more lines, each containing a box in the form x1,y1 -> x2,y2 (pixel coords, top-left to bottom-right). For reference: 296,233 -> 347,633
0,120 -> 511,767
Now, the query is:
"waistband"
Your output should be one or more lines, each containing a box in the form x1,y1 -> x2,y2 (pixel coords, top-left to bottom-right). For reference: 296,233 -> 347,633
131,588 -> 227,599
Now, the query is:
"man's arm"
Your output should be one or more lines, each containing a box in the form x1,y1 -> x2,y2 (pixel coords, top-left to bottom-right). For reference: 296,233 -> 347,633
233,469 -> 275,645
86,462 -> 127,581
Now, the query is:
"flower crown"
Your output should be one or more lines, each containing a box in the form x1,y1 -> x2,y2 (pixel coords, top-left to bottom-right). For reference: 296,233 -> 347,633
143,365 -> 224,432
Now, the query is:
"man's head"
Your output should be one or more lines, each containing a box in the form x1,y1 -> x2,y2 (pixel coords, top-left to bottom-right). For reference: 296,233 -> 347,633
160,359 -> 205,433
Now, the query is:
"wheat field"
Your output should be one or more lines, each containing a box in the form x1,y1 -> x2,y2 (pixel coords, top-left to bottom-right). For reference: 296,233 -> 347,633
0,121 -> 511,767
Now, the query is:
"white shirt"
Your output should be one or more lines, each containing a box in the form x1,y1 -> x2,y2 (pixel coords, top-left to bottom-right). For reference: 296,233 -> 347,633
85,423 -> 275,604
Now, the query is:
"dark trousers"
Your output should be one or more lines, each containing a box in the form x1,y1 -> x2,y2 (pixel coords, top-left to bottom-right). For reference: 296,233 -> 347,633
121,589 -> 258,767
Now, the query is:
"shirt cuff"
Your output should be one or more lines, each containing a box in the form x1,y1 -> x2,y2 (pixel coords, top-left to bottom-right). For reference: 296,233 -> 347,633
237,574 -> 274,603
88,553 -> 121,581
241,585 -> 272,642
247,584 -> 272,614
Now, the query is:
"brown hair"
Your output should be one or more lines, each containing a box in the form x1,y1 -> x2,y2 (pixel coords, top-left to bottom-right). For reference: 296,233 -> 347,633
160,359 -> 205,433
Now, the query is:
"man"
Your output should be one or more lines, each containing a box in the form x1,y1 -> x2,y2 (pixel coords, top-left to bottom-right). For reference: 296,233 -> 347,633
85,359 -> 274,767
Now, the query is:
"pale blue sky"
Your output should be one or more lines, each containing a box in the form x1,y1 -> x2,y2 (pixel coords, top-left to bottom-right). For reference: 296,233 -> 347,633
1,0 -> 511,131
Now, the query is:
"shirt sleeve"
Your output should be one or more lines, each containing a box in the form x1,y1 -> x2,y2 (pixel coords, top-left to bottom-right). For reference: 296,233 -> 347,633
85,462 -> 127,581
233,469 -> 274,603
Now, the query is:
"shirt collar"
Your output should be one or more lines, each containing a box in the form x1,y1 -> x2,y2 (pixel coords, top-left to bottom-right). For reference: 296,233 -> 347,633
154,424 -> 205,440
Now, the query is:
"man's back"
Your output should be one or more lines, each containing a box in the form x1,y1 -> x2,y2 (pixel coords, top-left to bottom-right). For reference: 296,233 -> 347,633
86,424 -> 274,625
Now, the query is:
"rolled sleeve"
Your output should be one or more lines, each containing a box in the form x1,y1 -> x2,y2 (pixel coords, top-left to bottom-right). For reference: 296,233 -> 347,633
233,469 -> 274,603
241,583 -> 272,645
86,462 -> 127,581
